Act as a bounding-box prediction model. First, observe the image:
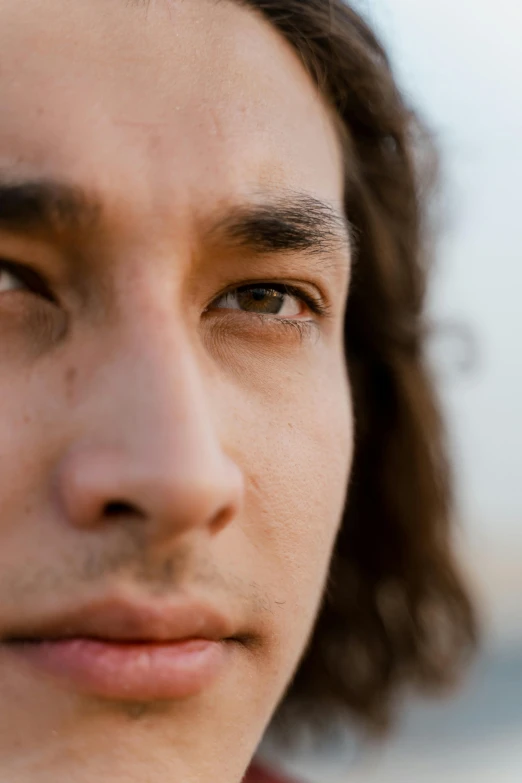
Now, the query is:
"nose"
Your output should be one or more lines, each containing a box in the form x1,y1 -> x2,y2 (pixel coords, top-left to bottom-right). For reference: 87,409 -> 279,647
55,329 -> 244,543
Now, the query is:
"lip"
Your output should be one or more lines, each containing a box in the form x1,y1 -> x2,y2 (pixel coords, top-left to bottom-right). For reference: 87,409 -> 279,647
2,596 -> 237,701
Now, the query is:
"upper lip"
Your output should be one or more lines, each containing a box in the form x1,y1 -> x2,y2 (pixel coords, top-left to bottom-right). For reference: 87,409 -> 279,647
4,595 -> 235,644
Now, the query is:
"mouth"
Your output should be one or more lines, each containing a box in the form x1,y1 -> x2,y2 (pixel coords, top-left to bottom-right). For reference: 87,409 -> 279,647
2,596 -> 239,701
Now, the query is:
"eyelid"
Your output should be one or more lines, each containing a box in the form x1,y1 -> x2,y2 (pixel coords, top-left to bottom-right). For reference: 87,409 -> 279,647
0,259 -> 56,303
207,281 -> 330,318
259,283 -> 327,317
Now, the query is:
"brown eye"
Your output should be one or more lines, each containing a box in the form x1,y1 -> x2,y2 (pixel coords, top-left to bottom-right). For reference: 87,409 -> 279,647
212,285 -> 302,317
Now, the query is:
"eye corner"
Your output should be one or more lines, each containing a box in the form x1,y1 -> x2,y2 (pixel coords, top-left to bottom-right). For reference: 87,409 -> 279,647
0,259 -> 57,304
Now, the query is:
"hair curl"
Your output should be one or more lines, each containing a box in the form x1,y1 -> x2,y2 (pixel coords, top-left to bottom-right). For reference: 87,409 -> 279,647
240,0 -> 478,734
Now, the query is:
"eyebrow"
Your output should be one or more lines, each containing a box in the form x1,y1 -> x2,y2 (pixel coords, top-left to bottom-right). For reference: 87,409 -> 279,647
0,176 -> 351,258
0,177 -> 101,236
206,193 -> 351,258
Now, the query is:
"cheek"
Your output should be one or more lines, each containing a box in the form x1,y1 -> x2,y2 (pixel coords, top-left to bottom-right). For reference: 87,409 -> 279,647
232,351 -> 353,651
0,353 -> 74,536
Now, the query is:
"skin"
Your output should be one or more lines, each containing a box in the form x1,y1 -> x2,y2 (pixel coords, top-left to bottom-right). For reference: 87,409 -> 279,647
0,1 -> 353,781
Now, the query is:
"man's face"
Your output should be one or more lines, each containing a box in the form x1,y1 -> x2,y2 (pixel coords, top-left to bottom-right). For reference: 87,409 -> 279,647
0,1 -> 352,780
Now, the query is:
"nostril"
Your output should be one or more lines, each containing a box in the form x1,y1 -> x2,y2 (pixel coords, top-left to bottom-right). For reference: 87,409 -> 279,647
103,500 -> 141,518
212,505 -> 235,534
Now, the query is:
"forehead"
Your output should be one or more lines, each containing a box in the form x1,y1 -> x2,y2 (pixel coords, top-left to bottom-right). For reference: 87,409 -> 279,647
0,0 -> 343,220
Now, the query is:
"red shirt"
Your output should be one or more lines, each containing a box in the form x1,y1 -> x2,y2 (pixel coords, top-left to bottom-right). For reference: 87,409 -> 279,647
244,763 -> 297,783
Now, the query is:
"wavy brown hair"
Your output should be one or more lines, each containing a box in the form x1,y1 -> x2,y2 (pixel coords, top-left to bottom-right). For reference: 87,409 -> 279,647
239,0 -> 478,734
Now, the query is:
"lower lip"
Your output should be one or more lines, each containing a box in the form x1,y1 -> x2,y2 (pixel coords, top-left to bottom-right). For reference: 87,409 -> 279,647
6,637 -> 229,700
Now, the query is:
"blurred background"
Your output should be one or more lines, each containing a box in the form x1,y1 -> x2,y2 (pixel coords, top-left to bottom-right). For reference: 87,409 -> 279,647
265,0 -> 522,779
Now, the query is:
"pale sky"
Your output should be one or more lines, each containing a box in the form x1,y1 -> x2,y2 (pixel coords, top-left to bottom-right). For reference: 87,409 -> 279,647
359,0 -> 522,543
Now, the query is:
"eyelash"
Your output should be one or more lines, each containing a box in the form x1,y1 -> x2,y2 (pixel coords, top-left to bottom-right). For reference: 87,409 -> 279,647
208,282 -> 329,316
271,283 -> 329,317
0,260 -> 56,303
207,282 -> 330,342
